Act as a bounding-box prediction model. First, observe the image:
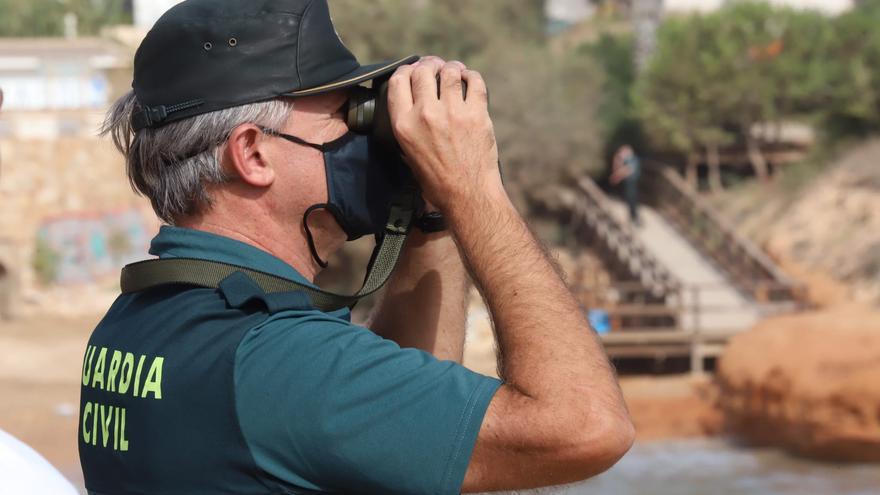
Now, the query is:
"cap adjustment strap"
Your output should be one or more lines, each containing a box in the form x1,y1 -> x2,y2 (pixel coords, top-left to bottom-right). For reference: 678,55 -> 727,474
131,98 -> 206,131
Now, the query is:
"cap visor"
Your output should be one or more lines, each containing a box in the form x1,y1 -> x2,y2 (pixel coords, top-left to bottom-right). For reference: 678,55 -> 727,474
284,55 -> 419,97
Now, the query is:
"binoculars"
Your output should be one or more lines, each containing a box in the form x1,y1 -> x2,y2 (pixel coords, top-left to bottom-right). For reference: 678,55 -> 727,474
345,76 -> 469,151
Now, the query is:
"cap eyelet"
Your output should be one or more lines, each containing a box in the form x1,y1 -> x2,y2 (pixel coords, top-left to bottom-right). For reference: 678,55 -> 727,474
228,38 -> 238,47
203,42 -> 213,51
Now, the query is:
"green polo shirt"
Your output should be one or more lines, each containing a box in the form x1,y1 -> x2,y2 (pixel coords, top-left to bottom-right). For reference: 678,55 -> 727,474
152,226 -> 501,494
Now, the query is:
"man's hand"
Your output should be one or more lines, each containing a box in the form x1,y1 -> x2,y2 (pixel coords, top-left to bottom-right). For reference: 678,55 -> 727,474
388,57 -> 502,214
610,164 -> 632,185
364,58 -> 473,362
387,58 -> 634,492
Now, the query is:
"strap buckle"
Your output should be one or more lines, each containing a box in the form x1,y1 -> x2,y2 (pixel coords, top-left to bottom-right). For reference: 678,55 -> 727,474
130,99 -> 205,131
131,105 -> 167,130
385,187 -> 420,235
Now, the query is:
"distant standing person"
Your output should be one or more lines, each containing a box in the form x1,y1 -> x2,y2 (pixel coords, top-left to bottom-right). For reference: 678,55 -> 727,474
610,144 -> 641,225
0,87 -> 3,178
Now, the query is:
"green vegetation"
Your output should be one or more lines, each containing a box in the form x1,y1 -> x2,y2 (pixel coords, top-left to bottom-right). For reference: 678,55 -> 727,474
33,236 -> 61,285
581,33 -> 644,160
617,1 -> 880,190
333,0 -> 604,210
106,229 -> 132,263
824,1 -> 880,135
5,0 -> 878,199
0,0 -> 131,37
634,3 -> 824,185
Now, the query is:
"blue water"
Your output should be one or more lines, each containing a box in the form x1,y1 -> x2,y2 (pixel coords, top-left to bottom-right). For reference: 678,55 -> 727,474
525,438 -> 880,495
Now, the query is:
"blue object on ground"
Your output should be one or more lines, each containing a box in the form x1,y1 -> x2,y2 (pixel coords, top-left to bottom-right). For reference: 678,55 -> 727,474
588,309 -> 611,334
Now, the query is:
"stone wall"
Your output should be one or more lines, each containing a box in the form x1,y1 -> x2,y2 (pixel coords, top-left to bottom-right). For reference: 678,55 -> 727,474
0,127 -> 158,317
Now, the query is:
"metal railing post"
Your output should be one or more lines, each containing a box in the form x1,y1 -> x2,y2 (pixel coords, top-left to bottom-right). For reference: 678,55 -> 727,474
690,286 -> 704,375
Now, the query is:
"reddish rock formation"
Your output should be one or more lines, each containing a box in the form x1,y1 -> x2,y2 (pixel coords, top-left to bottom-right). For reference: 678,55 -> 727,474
716,305 -> 880,462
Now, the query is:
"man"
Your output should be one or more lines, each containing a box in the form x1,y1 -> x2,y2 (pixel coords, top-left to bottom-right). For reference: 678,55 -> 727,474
78,1 -> 634,494
610,144 -> 642,225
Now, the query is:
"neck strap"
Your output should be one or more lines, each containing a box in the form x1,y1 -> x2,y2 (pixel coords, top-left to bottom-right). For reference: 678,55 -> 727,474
120,189 -> 418,312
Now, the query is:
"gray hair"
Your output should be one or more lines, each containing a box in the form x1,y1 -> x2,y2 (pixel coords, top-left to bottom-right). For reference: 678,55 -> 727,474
102,91 -> 294,224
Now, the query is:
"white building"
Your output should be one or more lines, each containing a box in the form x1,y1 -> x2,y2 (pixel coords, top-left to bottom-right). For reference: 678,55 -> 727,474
665,0 -> 853,15
548,0 -> 854,21
0,38 -> 127,112
0,38 -> 128,138
546,0 -> 595,25
134,0 -> 185,30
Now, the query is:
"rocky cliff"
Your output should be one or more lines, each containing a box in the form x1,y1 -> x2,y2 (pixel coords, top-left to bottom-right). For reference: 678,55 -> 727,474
718,139 -> 880,306
716,305 -> 880,462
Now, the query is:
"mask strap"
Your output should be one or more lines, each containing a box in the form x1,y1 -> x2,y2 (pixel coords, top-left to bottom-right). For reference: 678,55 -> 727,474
303,204 -> 330,268
118,188 -> 421,313
261,127 -> 325,151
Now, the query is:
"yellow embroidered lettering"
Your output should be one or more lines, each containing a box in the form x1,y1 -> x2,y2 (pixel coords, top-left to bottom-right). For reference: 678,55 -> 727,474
91,347 -> 108,390
141,357 -> 164,399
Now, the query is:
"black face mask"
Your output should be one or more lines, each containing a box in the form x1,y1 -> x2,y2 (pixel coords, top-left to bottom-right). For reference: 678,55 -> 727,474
262,128 -> 413,267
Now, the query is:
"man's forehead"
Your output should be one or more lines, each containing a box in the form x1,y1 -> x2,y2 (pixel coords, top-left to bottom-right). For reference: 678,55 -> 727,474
292,89 -> 349,115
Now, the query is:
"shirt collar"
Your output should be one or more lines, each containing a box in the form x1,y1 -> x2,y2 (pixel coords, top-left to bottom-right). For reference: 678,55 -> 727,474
148,225 -> 314,288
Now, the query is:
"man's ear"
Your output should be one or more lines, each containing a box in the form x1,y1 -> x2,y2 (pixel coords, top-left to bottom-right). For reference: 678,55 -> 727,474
224,124 -> 275,187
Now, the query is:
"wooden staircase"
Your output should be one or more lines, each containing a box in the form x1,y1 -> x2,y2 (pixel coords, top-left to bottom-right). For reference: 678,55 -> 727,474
642,165 -> 805,306
551,170 -> 805,371
555,177 -> 683,333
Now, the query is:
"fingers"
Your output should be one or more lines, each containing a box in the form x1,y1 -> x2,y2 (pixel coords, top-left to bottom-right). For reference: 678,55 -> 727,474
387,65 -> 415,117
440,61 -> 466,105
418,55 -> 446,65
411,57 -> 444,103
461,69 -> 488,107
384,56 -> 499,211
394,57 -> 470,109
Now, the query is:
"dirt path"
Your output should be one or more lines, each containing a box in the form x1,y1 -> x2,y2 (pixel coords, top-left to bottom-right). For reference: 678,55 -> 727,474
0,314 -> 101,489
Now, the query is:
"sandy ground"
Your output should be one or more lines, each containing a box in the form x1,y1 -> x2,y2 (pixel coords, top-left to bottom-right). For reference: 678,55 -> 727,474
0,312 -> 719,490
617,375 -> 720,441
0,314 -> 101,489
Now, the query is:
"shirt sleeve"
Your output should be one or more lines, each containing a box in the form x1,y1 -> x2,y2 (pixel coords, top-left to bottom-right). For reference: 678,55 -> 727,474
234,311 -> 502,495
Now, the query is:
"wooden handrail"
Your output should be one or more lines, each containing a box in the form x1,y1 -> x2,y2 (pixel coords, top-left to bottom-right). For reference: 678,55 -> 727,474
600,329 -> 740,345
643,164 -> 805,304
574,177 -> 682,298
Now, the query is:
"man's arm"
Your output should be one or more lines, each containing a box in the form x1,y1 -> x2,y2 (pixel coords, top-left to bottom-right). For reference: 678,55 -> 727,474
365,57 -> 472,363
365,229 -> 470,362
609,154 -> 631,185
388,59 -> 634,492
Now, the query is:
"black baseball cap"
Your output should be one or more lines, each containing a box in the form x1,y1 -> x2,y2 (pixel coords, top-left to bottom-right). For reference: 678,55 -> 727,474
131,0 -> 418,131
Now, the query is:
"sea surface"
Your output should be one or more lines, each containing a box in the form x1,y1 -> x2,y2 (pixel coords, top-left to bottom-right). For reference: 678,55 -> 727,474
493,438 -> 880,495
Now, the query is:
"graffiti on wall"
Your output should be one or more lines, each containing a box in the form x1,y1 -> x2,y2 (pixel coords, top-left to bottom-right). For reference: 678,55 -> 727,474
35,209 -> 150,285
